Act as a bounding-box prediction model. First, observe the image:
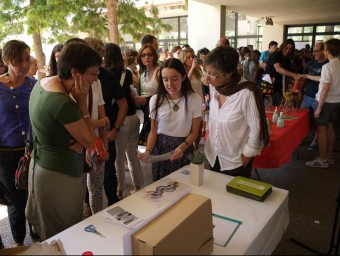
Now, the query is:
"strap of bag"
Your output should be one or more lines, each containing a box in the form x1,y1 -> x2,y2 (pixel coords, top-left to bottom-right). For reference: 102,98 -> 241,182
24,124 -> 31,155
120,70 -> 126,87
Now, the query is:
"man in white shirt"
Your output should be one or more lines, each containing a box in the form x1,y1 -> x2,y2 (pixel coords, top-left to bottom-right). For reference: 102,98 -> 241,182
306,38 -> 340,168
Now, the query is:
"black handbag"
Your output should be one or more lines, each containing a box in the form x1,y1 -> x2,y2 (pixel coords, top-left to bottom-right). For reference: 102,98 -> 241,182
15,126 -> 31,190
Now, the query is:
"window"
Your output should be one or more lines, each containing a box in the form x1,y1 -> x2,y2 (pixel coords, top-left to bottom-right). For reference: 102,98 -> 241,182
225,12 -> 262,50
286,23 -> 340,49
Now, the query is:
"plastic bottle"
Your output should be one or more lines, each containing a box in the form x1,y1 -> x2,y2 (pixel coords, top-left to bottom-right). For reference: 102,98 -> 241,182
277,112 -> 284,128
272,107 -> 279,123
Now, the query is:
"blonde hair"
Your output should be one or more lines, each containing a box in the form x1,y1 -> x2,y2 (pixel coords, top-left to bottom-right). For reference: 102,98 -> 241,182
178,47 -> 202,80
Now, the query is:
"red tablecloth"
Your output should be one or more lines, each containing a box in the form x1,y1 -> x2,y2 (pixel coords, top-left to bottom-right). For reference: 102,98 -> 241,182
253,109 -> 310,169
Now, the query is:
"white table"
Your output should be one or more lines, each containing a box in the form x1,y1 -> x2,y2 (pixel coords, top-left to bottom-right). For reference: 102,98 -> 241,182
47,166 -> 289,255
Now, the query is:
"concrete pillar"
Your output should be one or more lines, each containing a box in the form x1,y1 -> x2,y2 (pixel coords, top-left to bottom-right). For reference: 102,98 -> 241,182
262,24 -> 284,51
188,0 -> 224,53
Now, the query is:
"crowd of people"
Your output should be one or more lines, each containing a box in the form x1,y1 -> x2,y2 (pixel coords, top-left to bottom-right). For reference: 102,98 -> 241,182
0,34 -> 339,247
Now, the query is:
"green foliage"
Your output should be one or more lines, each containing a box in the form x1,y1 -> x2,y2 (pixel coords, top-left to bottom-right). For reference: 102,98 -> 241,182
0,0 -> 173,46
188,151 -> 206,165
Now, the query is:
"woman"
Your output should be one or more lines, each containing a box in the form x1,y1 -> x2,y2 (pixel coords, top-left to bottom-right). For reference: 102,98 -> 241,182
204,46 -> 269,178
47,43 -> 63,76
264,39 -> 300,106
103,43 -> 143,199
26,43 -> 101,240
135,44 -> 160,146
124,49 -> 139,88
138,58 -> 202,181
179,48 -> 204,150
0,40 -> 36,246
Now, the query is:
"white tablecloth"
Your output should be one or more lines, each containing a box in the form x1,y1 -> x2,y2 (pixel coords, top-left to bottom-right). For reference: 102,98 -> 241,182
47,166 -> 289,255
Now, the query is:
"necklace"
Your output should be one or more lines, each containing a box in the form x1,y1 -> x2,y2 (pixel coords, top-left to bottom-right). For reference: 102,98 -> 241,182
169,96 -> 183,112
59,79 -> 70,94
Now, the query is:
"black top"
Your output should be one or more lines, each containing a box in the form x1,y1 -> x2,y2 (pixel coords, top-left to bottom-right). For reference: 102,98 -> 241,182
266,51 -> 291,92
108,68 -> 137,116
98,66 -> 126,127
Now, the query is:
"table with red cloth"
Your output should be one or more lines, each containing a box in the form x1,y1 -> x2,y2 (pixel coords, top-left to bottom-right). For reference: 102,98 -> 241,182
253,108 -> 310,169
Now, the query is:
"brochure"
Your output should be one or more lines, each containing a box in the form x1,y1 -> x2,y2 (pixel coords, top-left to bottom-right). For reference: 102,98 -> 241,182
103,206 -> 144,229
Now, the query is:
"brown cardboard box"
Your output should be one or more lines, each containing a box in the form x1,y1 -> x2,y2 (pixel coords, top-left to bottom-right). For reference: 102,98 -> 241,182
131,193 -> 214,255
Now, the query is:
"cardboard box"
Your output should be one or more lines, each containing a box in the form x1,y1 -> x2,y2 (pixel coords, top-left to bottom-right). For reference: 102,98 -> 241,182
226,176 -> 272,202
131,193 -> 214,255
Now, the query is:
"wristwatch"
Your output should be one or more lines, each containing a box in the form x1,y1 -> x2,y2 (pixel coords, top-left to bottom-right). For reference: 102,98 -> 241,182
113,124 -> 120,132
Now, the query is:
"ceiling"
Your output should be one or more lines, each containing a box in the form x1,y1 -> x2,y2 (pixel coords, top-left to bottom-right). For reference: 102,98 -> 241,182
196,0 -> 340,25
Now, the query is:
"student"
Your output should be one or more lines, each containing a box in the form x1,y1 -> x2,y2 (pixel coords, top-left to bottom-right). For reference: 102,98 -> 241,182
306,38 -> 340,168
138,58 -> 202,181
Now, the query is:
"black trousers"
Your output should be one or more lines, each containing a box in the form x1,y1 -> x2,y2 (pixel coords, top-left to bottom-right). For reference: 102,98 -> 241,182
211,157 -> 253,178
104,141 -> 119,206
0,150 -> 27,243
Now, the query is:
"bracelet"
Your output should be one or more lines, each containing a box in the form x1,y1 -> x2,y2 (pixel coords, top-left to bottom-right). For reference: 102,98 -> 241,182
145,149 -> 151,153
103,118 -> 108,128
83,114 -> 90,118
183,140 -> 189,146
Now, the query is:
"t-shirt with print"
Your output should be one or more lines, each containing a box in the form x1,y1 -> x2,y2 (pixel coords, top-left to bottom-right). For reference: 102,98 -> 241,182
303,59 -> 328,98
29,81 -> 83,177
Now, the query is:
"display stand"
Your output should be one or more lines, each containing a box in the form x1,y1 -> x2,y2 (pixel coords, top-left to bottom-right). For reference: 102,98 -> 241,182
290,188 -> 340,255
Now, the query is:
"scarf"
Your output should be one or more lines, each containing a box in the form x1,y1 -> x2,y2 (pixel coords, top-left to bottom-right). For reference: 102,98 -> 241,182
215,72 -> 270,147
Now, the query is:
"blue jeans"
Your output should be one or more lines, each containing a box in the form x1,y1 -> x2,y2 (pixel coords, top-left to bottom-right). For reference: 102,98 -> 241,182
301,95 -> 318,127
104,141 -> 119,206
300,95 -> 318,111
0,150 -> 27,243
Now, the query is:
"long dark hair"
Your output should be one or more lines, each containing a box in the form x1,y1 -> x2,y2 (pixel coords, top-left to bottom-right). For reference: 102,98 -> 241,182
48,43 -> 63,76
103,43 -> 124,71
152,58 -> 194,121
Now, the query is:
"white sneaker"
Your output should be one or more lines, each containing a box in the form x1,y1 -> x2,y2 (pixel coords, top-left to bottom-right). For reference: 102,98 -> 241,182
326,157 -> 335,165
306,158 -> 329,168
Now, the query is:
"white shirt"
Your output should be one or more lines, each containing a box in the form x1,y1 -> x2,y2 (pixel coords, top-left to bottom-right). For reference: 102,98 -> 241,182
316,58 -> 340,103
149,93 -> 202,137
141,67 -> 159,97
204,82 -> 263,171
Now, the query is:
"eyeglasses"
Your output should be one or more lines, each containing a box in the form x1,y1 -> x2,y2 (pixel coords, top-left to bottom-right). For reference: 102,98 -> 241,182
205,73 -> 223,81
141,53 -> 153,58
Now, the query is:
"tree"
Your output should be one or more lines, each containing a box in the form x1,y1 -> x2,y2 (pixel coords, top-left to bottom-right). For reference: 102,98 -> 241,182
0,0 -> 172,74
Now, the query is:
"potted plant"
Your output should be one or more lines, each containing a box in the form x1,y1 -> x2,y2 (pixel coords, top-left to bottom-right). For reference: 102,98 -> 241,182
188,151 -> 206,186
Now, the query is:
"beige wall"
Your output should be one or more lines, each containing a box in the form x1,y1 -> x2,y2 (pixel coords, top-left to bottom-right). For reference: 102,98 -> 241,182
262,24 -> 284,50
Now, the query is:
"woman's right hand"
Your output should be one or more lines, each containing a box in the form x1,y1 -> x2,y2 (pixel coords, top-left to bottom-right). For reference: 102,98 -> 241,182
69,141 -> 84,154
71,76 -> 90,104
137,150 -> 150,163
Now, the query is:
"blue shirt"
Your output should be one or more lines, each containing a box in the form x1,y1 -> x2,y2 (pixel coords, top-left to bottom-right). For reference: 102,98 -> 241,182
0,77 -> 36,147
